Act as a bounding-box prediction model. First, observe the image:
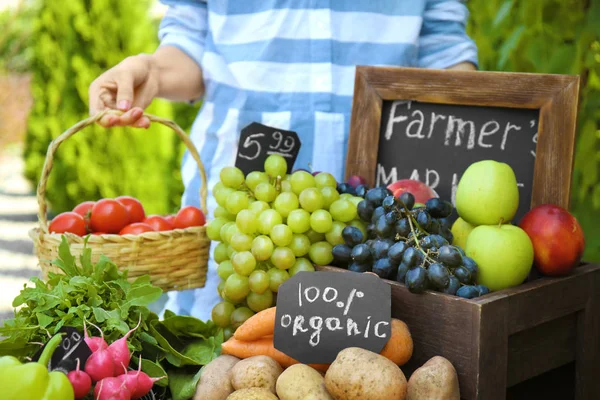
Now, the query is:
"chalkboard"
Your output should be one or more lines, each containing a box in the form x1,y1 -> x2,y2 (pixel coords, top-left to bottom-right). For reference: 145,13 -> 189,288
235,122 -> 301,175
345,67 -> 580,226
377,100 -> 539,223
273,271 -> 391,364
32,326 -> 92,373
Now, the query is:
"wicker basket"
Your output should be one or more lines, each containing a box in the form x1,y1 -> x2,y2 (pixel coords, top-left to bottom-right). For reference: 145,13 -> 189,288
29,110 -> 210,292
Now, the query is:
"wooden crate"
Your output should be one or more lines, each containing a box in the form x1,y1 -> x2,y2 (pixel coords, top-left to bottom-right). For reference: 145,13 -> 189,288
317,264 -> 600,400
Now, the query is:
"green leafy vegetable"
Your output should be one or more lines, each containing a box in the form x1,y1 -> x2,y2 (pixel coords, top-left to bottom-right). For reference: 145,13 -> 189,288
0,237 -> 224,400
150,323 -> 199,367
0,237 -> 161,357
181,331 -> 224,365
168,367 -> 204,400
134,358 -> 170,387
161,315 -> 217,339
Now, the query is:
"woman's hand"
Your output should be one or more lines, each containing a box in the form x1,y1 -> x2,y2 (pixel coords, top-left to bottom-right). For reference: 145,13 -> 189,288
89,46 -> 204,128
88,54 -> 159,128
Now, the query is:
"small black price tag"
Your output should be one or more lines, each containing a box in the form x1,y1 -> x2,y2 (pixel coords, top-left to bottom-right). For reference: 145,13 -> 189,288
32,326 -> 92,373
273,271 -> 392,364
235,122 -> 301,175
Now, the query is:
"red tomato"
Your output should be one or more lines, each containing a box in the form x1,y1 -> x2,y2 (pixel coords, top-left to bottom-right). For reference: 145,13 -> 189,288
49,212 -> 87,236
90,199 -> 130,233
174,206 -> 206,229
116,196 -> 146,223
119,222 -> 154,235
165,215 -> 176,225
92,232 -> 107,235
72,201 -> 95,218
144,215 -> 174,232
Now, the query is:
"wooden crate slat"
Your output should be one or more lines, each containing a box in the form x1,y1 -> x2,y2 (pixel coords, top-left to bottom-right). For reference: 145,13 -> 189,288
476,264 -> 595,334
507,313 -> 577,387
471,296 -> 509,400
575,265 -> 600,400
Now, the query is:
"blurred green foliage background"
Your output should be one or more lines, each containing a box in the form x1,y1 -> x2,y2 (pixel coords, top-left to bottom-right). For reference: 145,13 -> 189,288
467,0 -> 600,261
0,0 -> 598,261
1,0 -> 200,216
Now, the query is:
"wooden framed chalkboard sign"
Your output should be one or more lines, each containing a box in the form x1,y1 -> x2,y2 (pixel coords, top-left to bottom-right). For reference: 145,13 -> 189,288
345,66 -> 580,222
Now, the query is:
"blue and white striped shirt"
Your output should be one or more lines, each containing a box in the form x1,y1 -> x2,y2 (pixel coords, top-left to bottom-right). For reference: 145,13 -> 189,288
158,0 -> 478,320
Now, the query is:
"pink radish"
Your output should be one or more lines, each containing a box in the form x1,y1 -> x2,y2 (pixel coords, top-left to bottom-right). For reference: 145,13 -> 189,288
67,359 -> 93,399
83,318 -> 109,352
106,314 -> 142,372
94,376 -> 132,400
85,343 -> 116,382
118,356 -> 166,399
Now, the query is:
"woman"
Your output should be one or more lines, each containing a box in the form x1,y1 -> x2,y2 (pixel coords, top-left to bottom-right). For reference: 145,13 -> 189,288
88,0 -> 478,320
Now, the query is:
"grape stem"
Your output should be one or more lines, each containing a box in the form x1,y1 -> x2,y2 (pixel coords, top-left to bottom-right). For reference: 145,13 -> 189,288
275,175 -> 282,192
403,206 -> 437,265
425,249 -> 437,266
237,179 -> 251,192
408,211 -> 430,236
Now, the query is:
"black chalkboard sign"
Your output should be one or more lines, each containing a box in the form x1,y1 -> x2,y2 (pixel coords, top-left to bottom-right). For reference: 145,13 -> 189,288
345,67 -> 580,226
235,122 -> 301,175
32,326 -> 92,373
377,100 -> 539,223
273,271 -> 391,364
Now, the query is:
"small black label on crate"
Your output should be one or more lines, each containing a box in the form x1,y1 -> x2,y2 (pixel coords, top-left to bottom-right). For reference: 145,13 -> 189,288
273,271 -> 392,364
32,326 -> 92,373
235,122 -> 301,175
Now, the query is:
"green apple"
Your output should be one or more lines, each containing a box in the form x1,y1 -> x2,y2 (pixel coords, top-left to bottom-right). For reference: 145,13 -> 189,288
465,224 -> 534,291
455,160 -> 519,226
451,217 -> 475,249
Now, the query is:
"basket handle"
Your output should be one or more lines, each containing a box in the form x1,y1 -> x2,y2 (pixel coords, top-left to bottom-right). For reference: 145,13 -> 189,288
36,109 -> 208,233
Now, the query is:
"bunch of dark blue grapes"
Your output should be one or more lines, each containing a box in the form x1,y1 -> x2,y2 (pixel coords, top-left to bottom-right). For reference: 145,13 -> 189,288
332,185 -> 490,299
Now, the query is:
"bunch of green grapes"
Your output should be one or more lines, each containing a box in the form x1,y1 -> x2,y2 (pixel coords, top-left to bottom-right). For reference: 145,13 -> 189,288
207,155 -> 366,331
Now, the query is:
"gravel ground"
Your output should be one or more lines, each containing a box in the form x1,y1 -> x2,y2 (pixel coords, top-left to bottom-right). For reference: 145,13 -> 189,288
0,145 -> 40,323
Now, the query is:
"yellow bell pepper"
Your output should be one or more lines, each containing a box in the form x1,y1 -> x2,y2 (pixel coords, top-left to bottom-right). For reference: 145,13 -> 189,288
0,333 -> 74,400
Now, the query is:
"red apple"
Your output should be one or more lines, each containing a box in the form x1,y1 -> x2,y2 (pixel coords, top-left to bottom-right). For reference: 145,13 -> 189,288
388,179 -> 438,205
519,204 -> 585,277
347,175 -> 367,189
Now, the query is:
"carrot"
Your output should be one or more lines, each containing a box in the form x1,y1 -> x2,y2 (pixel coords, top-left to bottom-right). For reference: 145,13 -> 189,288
221,336 -> 329,372
221,336 -> 295,365
229,307 -> 413,369
233,307 -> 276,341
380,319 -> 413,366
307,363 -> 330,373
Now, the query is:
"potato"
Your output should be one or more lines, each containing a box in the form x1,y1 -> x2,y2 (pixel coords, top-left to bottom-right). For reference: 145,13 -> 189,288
231,355 -> 283,394
276,364 -> 325,400
407,356 -> 459,400
301,383 -> 334,400
325,347 -> 407,400
194,355 -> 240,400
226,388 -> 279,400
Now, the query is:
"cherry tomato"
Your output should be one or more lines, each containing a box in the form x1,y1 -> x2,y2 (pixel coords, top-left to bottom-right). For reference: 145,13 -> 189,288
49,212 -> 87,236
72,201 -> 95,218
165,215 -> 176,225
92,232 -> 107,235
119,222 -> 154,235
116,196 -> 146,223
174,206 -> 206,229
144,215 -> 174,232
90,199 -> 130,233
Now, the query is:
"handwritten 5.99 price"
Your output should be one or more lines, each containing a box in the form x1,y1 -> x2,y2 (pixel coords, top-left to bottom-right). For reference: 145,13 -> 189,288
238,130 -> 297,161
